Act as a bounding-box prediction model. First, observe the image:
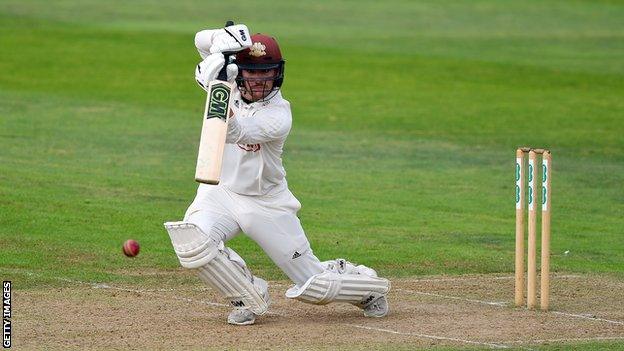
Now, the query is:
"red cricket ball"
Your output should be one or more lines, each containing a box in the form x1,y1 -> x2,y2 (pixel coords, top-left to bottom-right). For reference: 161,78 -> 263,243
123,239 -> 140,257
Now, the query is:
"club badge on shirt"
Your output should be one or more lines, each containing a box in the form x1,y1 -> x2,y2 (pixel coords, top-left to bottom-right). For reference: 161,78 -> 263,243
238,144 -> 261,152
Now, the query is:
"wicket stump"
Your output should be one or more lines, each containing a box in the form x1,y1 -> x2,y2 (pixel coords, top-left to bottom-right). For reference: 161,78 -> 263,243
515,147 -> 551,310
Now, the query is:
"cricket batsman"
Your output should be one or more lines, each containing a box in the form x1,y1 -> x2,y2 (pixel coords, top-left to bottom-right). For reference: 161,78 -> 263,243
164,23 -> 390,325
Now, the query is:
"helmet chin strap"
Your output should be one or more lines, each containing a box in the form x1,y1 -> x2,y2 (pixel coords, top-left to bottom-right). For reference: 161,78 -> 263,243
241,94 -> 254,104
239,79 -> 279,103
260,88 -> 280,102
241,88 -> 279,104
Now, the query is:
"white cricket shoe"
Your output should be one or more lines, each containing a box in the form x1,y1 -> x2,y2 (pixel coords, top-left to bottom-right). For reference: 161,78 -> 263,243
227,277 -> 270,325
227,308 -> 256,325
363,295 -> 389,318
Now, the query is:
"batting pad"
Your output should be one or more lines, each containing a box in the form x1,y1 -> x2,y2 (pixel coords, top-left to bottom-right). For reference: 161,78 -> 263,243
285,271 -> 390,307
164,221 -> 269,315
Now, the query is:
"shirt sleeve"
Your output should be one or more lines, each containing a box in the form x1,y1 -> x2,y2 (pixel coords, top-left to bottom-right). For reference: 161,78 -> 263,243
226,105 -> 292,144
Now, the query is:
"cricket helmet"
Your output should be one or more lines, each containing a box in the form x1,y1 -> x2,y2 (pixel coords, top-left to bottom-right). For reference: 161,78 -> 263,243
235,34 -> 285,101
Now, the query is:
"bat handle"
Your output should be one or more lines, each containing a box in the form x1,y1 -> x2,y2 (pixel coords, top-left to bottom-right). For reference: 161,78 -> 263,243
218,20 -> 235,81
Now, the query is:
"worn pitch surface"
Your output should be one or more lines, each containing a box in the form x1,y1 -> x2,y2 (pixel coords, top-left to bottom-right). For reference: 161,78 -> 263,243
15,274 -> 624,350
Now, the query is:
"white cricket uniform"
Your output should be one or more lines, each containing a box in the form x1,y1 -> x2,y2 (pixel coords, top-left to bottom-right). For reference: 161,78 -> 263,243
184,90 -> 324,286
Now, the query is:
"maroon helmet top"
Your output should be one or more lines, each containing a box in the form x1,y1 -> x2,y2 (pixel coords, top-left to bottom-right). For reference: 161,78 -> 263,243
236,34 -> 283,68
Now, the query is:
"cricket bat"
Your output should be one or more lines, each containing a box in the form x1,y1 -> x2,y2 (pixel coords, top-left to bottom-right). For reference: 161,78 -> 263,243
195,21 -> 236,185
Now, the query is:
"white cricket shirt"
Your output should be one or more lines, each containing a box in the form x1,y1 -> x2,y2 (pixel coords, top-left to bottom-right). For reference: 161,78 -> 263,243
215,90 -> 292,196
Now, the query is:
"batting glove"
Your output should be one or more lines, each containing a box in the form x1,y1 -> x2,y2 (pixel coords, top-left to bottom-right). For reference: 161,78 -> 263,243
195,53 -> 238,92
195,24 -> 252,59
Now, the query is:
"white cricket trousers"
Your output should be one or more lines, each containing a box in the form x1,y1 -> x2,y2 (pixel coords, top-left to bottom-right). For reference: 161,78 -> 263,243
184,184 -> 324,286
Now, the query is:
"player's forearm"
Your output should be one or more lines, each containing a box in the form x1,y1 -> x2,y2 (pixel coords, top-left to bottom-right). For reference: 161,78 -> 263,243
226,112 -> 290,144
226,116 -> 270,144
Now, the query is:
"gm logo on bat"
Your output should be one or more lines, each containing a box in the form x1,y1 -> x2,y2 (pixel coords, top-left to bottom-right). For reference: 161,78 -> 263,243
207,84 -> 231,121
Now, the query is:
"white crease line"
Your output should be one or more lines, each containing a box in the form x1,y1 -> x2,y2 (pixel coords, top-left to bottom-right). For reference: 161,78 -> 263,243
394,288 -> 509,307
92,283 -> 226,307
60,277 -> 286,317
397,277 -> 510,283
58,278 -> 175,292
268,282 -> 290,287
25,271 -> 624,327
493,274 -> 583,280
57,278 -> 229,308
396,287 -> 624,326
396,274 -> 583,283
502,335 -> 624,344
347,324 -> 509,349
551,311 -> 624,326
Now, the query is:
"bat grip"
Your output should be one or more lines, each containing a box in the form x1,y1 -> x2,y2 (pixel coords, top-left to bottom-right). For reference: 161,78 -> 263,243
218,20 -> 235,81
217,54 -> 230,81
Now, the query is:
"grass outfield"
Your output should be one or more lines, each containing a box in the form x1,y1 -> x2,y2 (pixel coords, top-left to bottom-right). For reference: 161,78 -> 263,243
1,1 -> 623,349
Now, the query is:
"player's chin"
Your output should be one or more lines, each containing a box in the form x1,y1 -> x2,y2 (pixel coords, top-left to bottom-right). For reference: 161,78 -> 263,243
251,91 -> 269,101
